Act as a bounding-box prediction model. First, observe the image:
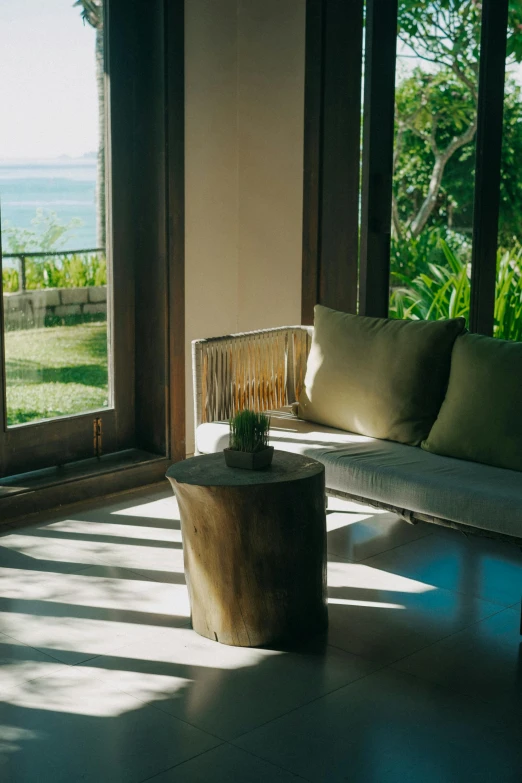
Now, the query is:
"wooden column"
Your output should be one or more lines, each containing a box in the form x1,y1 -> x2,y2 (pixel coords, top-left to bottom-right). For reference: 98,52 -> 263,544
302,0 -> 364,324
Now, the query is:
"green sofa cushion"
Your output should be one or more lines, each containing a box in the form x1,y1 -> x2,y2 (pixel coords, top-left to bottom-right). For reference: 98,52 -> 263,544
298,305 -> 466,446
422,332 -> 522,472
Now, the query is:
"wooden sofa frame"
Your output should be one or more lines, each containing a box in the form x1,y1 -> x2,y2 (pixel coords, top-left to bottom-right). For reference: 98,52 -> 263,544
193,326 -> 522,630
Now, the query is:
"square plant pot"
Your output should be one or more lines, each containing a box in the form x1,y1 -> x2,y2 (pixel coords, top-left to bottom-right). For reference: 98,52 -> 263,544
223,446 -> 274,470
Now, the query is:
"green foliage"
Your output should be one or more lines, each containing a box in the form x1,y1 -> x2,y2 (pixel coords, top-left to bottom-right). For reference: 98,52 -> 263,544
2,267 -> 19,293
394,73 -> 522,243
494,246 -> 522,341
2,253 -> 106,294
498,83 -> 522,246
392,1 -> 522,248
390,236 -> 522,341
398,1 -> 481,61
1,208 -> 106,293
508,0 -> 522,63
390,239 -> 470,321
391,226 -> 471,284
229,410 -> 270,453
393,68 -> 477,233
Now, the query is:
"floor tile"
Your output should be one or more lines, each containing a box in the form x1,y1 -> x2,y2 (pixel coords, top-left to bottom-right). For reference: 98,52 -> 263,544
326,499 -> 432,562
235,666 -> 522,783
0,665 -> 220,783
362,528 -> 522,607
0,530 -> 81,575
325,557 -> 501,663
78,627 -> 379,741
39,515 -> 182,544
393,607 -> 522,716
146,743 -> 309,782
2,488 -> 522,782
0,633 -> 68,696
0,565 -> 190,664
0,526 -> 185,577
80,494 -> 181,531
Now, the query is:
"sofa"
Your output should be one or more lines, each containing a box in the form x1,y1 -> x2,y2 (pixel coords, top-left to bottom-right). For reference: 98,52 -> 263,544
192,307 -> 522,564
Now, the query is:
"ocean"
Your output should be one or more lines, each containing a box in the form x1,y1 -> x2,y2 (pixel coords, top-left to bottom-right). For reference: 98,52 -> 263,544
0,158 -> 98,258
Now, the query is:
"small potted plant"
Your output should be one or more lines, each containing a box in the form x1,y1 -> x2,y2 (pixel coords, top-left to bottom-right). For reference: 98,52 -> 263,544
224,409 -> 274,470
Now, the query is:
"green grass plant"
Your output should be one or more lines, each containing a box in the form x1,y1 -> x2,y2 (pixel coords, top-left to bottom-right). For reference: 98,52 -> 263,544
229,410 -> 270,453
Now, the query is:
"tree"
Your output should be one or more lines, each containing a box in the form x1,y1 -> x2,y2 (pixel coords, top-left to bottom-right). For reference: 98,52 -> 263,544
393,72 -> 522,244
74,0 -> 105,248
394,0 -> 522,239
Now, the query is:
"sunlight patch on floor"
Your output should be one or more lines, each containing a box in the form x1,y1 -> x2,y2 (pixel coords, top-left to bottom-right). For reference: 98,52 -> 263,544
0,532 -> 184,573
327,560 -> 437,594
326,512 -> 374,532
328,597 -> 405,609
2,666 -> 188,718
111,496 -> 180,521
43,518 -> 183,543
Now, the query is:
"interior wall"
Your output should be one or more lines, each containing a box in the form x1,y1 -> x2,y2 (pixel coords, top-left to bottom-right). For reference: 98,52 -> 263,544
237,0 -> 305,331
184,0 -> 305,453
184,0 -> 240,453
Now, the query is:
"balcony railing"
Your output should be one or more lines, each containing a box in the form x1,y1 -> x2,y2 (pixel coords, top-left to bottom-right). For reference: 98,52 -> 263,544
2,248 -> 105,292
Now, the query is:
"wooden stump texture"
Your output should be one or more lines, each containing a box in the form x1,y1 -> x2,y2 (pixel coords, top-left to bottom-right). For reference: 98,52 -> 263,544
166,451 -> 327,647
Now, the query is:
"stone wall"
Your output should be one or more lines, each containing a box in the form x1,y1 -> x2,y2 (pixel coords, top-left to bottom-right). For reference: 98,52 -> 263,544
3,286 -> 107,330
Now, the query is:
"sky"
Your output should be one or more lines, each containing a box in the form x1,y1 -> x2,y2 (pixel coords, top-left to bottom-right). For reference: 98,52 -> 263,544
0,0 -> 98,160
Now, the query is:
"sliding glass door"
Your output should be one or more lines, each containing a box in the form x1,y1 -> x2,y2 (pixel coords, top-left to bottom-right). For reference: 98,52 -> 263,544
0,0 -> 134,477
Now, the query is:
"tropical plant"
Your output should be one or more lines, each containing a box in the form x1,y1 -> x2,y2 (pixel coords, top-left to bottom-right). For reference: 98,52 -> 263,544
390,237 -> 522,341
494,247 -> 522,341
229,410 -> 270,453
2,254 -> 107,294
390,226 -> 471,283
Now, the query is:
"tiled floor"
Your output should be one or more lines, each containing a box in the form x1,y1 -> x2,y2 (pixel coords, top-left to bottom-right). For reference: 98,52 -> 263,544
1,487 -> 522,782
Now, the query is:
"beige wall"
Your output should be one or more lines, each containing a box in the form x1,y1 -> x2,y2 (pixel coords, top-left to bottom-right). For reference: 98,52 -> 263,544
184,0 -> 305,453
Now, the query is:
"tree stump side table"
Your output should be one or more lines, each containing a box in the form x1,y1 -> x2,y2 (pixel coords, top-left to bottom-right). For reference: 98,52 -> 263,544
166,451 -> 327,647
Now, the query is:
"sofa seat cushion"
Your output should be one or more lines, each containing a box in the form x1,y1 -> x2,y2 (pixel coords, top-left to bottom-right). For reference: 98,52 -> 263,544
196,407 -> 522,539
297,305 -> 465,446
422,332 -> 522,472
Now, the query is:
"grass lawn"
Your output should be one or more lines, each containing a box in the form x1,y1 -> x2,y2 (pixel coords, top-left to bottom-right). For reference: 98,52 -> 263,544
5,321 -> 109,425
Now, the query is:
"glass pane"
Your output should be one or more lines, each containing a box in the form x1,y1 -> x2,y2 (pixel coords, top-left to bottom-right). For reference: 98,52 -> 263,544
495,10 -> 522,341
389,1 -> 481,324
0,0 -> 109,426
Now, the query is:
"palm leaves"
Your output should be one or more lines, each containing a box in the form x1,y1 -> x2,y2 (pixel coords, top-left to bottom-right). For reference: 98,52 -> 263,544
390,237 -> 522,341
494,246 -> 522,340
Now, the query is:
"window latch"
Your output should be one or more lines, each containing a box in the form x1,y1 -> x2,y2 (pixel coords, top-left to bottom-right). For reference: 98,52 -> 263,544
93,417 -> 103,458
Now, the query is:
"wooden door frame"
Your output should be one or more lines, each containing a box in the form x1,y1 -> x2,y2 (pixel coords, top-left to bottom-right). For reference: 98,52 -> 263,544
0,0 -> 185,517
0,0 -> 135,477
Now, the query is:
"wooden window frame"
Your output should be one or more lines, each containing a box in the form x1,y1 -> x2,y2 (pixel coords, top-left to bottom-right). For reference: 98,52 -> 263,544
301,0 -> 364,324
302,0 -> 512,333
0,0 -> 185,522
470,0 -> 509,335
358,0 -> 398,318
